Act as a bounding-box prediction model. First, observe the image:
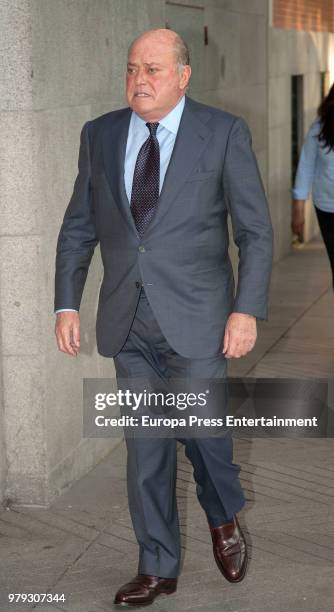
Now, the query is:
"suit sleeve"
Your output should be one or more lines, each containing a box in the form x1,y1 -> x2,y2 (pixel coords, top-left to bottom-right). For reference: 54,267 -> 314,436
54,121 -> 99,312
223,117 -> 274,320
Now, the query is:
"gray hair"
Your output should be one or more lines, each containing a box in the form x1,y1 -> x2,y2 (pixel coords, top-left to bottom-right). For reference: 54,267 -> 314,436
174,33 -> 190,73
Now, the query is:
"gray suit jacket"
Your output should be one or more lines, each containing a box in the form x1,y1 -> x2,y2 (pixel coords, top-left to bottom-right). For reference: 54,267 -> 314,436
55,95 -> 273,358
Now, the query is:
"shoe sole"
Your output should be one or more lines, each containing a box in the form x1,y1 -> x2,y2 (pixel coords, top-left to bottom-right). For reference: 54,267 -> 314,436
114,587 -> 177,607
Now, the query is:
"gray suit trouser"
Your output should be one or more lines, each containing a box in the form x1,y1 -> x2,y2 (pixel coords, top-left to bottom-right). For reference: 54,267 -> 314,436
113,289 -> 246,578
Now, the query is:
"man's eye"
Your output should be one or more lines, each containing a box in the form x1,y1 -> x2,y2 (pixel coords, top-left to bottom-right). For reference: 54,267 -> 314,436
148,68 -> 157,73
127,68 -> 135,74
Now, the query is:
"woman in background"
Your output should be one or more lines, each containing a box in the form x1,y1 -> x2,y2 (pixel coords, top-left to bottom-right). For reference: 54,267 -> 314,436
292,83 -> 334,289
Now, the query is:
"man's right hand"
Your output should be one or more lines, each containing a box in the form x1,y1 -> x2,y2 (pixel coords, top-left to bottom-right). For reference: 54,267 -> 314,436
55,312 -> 80,356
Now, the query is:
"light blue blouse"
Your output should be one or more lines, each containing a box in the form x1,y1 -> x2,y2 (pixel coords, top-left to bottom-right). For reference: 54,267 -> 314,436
292,118 -> 334,213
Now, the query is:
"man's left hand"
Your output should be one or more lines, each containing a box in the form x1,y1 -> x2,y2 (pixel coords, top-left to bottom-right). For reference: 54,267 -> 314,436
222,312 -> 257,358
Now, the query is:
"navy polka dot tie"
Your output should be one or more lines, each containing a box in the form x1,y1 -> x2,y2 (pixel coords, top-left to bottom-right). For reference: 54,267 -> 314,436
130,122 -> 160,237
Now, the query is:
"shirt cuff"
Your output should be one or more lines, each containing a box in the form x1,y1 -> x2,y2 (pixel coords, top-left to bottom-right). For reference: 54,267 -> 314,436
291,187 -> 309,200
55,309 -> 78,314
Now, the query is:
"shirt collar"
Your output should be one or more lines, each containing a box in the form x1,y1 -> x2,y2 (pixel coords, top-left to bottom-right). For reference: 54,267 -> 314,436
132,95 -> 185,135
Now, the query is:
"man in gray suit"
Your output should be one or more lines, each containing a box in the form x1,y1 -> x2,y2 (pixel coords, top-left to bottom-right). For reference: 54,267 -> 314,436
55,29 -> 273,607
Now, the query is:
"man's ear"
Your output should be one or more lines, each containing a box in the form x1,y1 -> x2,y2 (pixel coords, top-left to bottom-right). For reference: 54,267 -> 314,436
180,65 -> 191,89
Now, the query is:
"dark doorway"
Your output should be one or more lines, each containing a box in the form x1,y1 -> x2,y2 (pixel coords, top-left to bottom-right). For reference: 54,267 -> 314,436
291,74 -> 304,186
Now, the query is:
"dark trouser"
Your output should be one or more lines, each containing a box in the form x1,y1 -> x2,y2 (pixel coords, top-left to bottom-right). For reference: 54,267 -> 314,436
113,289 -> 245,578
314,205 -> 334,288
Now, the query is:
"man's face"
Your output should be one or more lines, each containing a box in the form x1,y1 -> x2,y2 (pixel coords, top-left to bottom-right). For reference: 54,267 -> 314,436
126,35 -> 191,121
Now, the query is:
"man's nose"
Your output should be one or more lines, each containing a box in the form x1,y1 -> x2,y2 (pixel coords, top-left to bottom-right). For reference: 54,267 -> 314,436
134,67 -> 146,85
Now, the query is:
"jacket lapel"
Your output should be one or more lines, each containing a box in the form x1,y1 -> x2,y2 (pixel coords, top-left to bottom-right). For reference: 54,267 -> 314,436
101,107 -> 139,235
144,96 -> 213,236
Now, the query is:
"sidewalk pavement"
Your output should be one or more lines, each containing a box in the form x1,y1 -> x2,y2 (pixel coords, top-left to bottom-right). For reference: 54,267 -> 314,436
1,237 -> 334,612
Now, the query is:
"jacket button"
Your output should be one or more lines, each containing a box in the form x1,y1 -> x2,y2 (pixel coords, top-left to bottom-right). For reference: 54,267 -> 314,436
135,281 -> 141,288
138,245 -> 146,253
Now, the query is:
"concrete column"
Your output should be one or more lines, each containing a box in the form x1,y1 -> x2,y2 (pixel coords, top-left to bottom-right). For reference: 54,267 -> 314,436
0,280 -> 6,505
0,0 -> 163,506
0,0 -> 47,505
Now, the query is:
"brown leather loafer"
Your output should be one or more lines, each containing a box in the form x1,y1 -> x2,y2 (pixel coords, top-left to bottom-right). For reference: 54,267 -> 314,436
114,574 -> 177,607
210,516 -> 248,582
